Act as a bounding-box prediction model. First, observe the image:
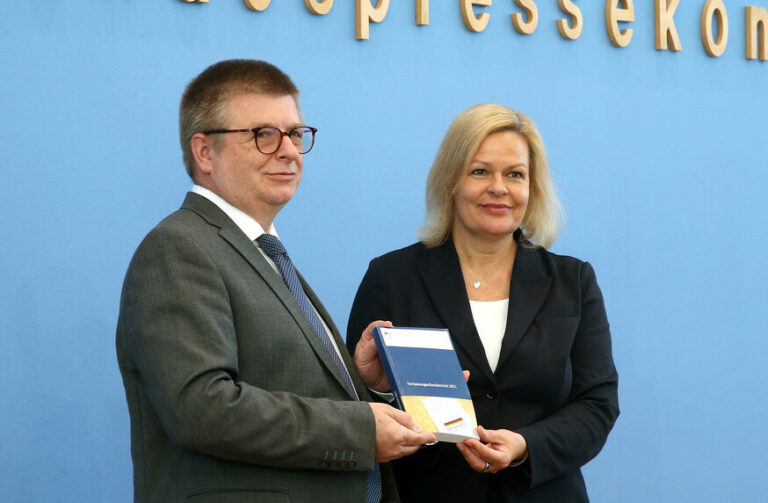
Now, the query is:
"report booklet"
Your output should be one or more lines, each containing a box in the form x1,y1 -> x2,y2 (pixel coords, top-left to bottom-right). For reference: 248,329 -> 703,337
372,326 -> 479,443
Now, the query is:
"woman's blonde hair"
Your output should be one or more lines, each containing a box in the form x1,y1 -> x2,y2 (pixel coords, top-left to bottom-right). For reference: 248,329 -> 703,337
419,104 -> 562,249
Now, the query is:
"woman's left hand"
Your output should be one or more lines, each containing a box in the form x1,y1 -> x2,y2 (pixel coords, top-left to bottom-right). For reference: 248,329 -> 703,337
456,426 -> 528,474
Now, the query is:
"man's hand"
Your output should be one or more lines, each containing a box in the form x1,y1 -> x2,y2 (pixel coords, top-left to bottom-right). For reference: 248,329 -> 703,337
369,403 -> 437,462
353,320 -> 392,392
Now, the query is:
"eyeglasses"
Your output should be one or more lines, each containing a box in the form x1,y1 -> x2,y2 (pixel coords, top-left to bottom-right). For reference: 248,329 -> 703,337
202,126 -> 318,155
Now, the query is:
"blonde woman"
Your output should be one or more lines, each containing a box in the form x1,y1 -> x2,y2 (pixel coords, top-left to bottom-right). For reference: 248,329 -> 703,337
347,104 -> 619,503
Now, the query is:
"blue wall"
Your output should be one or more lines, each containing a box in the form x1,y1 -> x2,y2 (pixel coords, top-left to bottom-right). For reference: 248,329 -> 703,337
1,1 -> 766,501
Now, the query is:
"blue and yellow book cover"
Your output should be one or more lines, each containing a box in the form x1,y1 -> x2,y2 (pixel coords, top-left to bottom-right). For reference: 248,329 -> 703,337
372,326 -> 479,443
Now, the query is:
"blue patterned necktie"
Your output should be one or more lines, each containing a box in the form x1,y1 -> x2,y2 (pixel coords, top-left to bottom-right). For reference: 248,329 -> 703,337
255,234 -> 382,503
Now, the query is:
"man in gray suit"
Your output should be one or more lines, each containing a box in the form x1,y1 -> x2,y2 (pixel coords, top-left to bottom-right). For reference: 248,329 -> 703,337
116,59 -> 435,503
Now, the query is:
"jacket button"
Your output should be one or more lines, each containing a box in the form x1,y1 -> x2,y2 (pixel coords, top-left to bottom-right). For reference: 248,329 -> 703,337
485,390 -> 498,400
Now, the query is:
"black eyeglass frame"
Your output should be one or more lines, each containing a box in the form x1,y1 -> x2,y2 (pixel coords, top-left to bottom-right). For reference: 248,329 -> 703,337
202,126 -> 318,155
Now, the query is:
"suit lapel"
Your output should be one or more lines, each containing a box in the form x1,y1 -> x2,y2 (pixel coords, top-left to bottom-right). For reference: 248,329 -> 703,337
419,240 -> 496,381
181,193 -> 357,399
497,246 -> 552,371
300,275 -> 370,399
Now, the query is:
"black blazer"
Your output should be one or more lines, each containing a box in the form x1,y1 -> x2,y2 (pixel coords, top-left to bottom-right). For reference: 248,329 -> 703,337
347,239 -> 619,503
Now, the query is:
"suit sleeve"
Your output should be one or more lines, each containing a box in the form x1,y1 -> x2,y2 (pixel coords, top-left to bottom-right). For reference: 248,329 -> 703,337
118,225 -> 376,471
346,259 -> 389,356
513,261 -> 619,488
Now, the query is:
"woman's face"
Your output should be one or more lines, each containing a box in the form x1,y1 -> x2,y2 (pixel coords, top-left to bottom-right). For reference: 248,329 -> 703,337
452,131 -> 530,242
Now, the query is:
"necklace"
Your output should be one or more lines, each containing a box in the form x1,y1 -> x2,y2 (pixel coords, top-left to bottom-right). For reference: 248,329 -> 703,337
473,280 -> 481,289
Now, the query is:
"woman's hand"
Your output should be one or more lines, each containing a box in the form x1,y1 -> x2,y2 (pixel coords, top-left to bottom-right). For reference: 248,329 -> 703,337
353,320 -> 393,392
456,426 -> 528,474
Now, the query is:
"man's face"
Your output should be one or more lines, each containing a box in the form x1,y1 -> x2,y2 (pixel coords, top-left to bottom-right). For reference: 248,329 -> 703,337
204,93 -> 304,227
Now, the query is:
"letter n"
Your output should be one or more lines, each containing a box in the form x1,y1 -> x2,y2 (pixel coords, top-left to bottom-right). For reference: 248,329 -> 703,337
746,6 -> 768,61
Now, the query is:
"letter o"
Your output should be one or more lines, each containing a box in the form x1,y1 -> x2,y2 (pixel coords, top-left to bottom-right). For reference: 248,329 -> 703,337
243,0 -> 271,12
701,0 -> 728,57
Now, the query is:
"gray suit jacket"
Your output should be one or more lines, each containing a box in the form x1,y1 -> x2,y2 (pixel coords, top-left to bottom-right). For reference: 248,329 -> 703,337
117,192 -> 397,503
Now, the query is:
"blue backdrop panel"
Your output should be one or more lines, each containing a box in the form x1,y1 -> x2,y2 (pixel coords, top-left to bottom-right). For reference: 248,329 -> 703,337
1,1 -> 766,501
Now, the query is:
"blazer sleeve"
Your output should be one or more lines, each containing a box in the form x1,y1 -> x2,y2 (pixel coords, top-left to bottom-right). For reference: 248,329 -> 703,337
514,261 -> 620,488
346,258 -> 389,355
118,224 -> 377,471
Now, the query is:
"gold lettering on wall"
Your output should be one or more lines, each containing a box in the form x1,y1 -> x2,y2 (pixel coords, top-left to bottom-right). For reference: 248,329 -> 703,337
461,0 -> 492,33
417,0 -> 429,26
243,0 -> 271,12
655,0 -> 682,51
512,0 -> 538,35
305,0 -> 333,15
746,5 -> 768,60
701,0 -> 728,57
606,0 -> 635,48
557,0 -> 583,40
356,0 -> 389,40
179,0 -> 767,62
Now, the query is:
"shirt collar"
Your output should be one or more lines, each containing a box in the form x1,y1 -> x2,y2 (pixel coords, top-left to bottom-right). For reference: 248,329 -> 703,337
190,184 -> 278,241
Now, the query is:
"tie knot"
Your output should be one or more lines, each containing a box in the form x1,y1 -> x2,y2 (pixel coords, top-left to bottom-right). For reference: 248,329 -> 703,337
256,233 -> 287,260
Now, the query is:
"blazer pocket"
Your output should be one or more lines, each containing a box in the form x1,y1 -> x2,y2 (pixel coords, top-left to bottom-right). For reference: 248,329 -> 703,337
529,315 -> 580,355
187,489 -> 290,503
536,315 -> 579,339
537,304 -> 578,319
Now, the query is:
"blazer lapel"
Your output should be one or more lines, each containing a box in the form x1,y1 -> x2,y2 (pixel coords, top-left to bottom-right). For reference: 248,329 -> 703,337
181,193 -> 357,399
300,275 -> 369,400
419,240 -> 496,381
496,246 -> 552,371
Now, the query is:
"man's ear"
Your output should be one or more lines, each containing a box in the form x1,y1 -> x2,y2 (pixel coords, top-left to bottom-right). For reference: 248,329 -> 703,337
190,133 -> 214,177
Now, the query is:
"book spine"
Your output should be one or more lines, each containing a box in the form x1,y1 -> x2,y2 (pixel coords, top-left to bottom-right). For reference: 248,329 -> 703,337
391,389 -> 404,410
372,327 -> 405,411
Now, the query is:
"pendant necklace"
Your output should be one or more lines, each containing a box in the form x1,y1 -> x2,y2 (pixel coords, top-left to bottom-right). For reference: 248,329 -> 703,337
473,280 -> 482,289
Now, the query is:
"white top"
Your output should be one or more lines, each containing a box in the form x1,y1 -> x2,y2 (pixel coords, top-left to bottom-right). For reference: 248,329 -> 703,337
190,185 -> 352,381
469,299 -> 509,372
